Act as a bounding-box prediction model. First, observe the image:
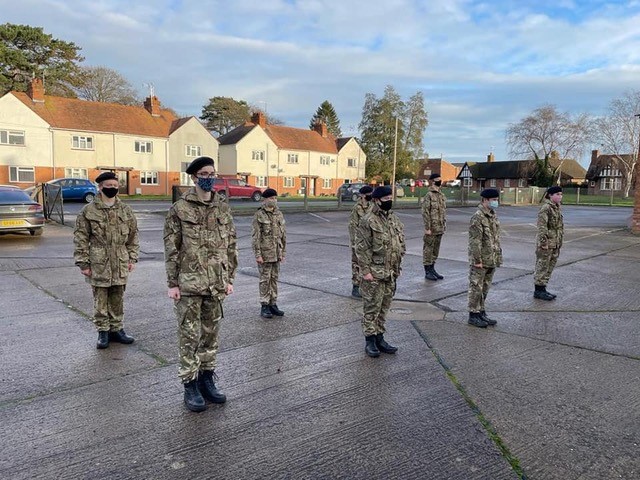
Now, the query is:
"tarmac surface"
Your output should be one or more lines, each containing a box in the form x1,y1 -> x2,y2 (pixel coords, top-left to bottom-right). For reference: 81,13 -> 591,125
0,203 -> 639,479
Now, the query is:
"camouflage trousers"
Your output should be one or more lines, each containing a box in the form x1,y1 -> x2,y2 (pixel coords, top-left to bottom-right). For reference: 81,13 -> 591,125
468,266 -> 495,313
360,277 -> 396,336
351,246 -> 361,285
259,261 -> 280,305
534,248 -> 560,286
423,233 -> 443,265
92,284 -> 126,332
175,295 -> 223,384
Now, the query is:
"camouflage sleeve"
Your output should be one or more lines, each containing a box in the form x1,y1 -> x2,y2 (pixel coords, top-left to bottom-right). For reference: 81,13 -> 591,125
251,212 -> 262,259
125,206 -> 139,263
468,214 -> 483,265
348,205 -> 360,244
163,206 -> 182,288
536,205 -> 549,248
281,212 -> 287,258
422,194 -> 432,230
73,209 -> 91,269
354,216 -> 373,276
226,211 -> 238,284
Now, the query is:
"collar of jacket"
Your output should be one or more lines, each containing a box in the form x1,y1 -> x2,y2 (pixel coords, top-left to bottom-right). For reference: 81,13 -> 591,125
428,185 -> 441,193
478,203 -> 495,216
544,198 -> 558,208
95,194 -> 121,209
183,188 -> 220,206
372,203 -> 391,216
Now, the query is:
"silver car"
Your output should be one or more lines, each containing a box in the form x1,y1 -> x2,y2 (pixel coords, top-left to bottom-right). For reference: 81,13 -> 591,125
0,186 -> 45,236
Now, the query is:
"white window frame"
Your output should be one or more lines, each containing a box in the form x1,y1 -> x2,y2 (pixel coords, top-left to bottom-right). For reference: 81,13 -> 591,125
504,179 -> 510,187
320,155 -> 330,166
135,140 -> 153,153
72,135 -> 93,150
347,158 -> 357,167
489,179 -> 496,187
0,129 -> 25,146
256,176 -> 267,187
252,150 -> 265,161
518,178 -> 526,187
600,177 -> 622,191
283,177 -> 294,187
463,177 -> 472,187
287,154 -> 299,164
9,166 -> 35,183
65,167 -> 88,179
140,171 -> 159,185
322,178 -> 332,189
185,145 -> 202,157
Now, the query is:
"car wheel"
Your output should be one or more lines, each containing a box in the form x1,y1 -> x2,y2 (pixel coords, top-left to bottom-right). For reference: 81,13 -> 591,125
30,228 -> 44,236
251,191 -> 262,202
217,190 -> 227,201
83,192 -> 95,203
351,193 -> 359,202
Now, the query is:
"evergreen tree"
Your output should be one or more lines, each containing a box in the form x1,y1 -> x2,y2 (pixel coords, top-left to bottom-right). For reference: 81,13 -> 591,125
201,96 -> 250,136
309,100 -> 342,137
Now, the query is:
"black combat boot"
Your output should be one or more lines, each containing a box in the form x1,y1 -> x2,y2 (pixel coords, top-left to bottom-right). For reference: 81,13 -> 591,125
183,380 -> 206,412
109,329 -> 135,344
351,284 -> 361,298
468,312 -> 488,328
269,304 -> 285,316
534,285 -> 555,301
479,311 -> 497,326
260,304 -> 273,318
96,331 -> 109,349
197,370 -> 227,404
375,333 -> 398,354
424,265 -> 439,281
432,264 -> 444,280
365,335 -> 381,357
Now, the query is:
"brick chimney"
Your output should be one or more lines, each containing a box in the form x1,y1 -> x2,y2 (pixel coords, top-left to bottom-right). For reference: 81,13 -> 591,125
592,149 -> 599,162
27,78 -> 45,103
487,152 -> 495,163
144,96 -> 161,117
252,112 -> 267,128
313,121 -> 328,138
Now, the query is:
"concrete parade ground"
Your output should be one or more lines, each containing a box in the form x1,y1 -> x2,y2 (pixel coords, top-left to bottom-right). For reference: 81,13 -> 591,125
0,203 -> 639,479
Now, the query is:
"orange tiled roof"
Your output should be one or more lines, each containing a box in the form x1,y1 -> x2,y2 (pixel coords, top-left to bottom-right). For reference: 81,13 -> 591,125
264,124 -> 337,154
12,92 -> 178,137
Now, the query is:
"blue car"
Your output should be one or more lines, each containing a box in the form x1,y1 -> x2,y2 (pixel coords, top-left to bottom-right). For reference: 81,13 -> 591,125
26,178 -> 98,203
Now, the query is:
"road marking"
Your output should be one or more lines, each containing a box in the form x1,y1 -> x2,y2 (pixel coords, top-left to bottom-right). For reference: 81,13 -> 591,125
564,227 -> 627,243
308,212 -> 330,222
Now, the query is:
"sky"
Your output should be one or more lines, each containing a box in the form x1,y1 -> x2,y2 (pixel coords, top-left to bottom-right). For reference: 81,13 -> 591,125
3,0 -> 640,167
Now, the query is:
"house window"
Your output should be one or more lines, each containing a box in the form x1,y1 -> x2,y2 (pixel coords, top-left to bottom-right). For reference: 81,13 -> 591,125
0,129 -> 25,145
323,178 -> 332,189
347,158 -> 357,167
283,177 -> 294,187
65,167 -> 88,179
9,166 -> 35,183
135,141 -> 152,153
185,145 -> 201,157
504,179 -> 510,187
72,135 -> 93,150
256,176 -> 267,187
463,178 -> 472,187
601,166 -> 621,178
140,171 -> 158,185
600,177 -> 622,191
518,178 -> 526,187
489,179 -> 496,187
320,155 -> 330,166
252,150 -> 265,161
287,154 -> 299,164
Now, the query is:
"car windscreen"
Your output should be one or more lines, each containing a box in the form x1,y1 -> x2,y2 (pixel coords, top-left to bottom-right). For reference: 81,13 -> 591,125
0,190 -> 34,203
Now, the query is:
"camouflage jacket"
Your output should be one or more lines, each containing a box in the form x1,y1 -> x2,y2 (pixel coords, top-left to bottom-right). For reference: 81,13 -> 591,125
536,199 -> 564,250
74,195 -> 139,287
251,205 -> 286,262
163,189 -> 238,297
468,203 -> 503,267
348,197 -> 372,245
422,186 -> 447,234
355,204 -> 406,280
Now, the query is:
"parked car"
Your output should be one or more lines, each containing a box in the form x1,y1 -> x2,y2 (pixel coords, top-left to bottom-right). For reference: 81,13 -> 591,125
213,178 -> 263,201
337,182 -> 369,201
25,178 -> 98,203
0,186 -> 45,236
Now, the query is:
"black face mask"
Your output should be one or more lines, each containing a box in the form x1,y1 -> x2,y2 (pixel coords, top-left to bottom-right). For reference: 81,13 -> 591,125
434,181 -> 442,187
379,200 -> 393,211
365,194 -> 372,201
102,187 -> 118,198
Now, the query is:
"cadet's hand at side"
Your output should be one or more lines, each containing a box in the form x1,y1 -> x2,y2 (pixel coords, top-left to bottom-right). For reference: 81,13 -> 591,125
363,273 -> 374,281
81,268 -> 92,277
128,263 -> 136,272
424,229 -> 432,235
168,287 -> 181,300
474,263 -> 483,268
225,284 -> 234,295
256,256 -> 264,264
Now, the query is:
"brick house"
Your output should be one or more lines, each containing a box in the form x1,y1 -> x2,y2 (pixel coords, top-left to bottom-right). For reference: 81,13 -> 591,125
416,156 -> 460,183
585,149 -> 636,196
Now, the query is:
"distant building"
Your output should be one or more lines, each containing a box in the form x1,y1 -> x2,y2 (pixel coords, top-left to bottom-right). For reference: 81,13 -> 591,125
586,149 -> 635,196
416,156 -> 460,182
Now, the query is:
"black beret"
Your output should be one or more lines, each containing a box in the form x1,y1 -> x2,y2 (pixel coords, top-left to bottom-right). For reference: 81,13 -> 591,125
262,188 -> 278,198
185,156 -> 215,175
359,185 -> 373,194
480,188 -> 500,199
547,186 -> 563,195
372,185 -> 393,199
429,173 -> 441,180
95,171 -> 117,183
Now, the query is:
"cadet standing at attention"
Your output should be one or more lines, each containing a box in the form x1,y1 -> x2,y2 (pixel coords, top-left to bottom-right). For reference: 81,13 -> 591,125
355,185 -> 406,357
533,186 -> 564,301
348,185 -> 373,297
74,171 -> 139,349
467,188 -> 502,328
251,188 -> 286,319
164,156 -> 238,412
422,173 -> 447,281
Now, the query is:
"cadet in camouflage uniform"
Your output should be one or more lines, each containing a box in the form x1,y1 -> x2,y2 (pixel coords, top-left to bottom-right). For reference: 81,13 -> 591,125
534,186 -> 564,301
74,171 -> 139,349
422,173 -> 447,281
355,185 -> 406,357
467,188 -> 502,328
348,185 -> 373,298
164,157 -> 238,412
251,188 -> 286,319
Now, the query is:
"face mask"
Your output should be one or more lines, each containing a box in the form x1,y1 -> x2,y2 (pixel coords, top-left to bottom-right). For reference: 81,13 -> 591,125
102,187 -> 118,198
379,200 -> 393,211
365,194 -> 372,201
264,199 -> 277,207
489,200 -> 499,209
434,181 -> 442,187
197,177 -> 214,192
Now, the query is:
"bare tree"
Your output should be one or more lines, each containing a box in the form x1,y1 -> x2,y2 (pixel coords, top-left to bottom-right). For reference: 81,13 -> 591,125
506,105 -> 591,185
594,90 -> 640,197
75,66 -> 139,105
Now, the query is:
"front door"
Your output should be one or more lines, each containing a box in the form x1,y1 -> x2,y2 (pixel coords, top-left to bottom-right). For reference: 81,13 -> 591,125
117,171 -> 129,195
